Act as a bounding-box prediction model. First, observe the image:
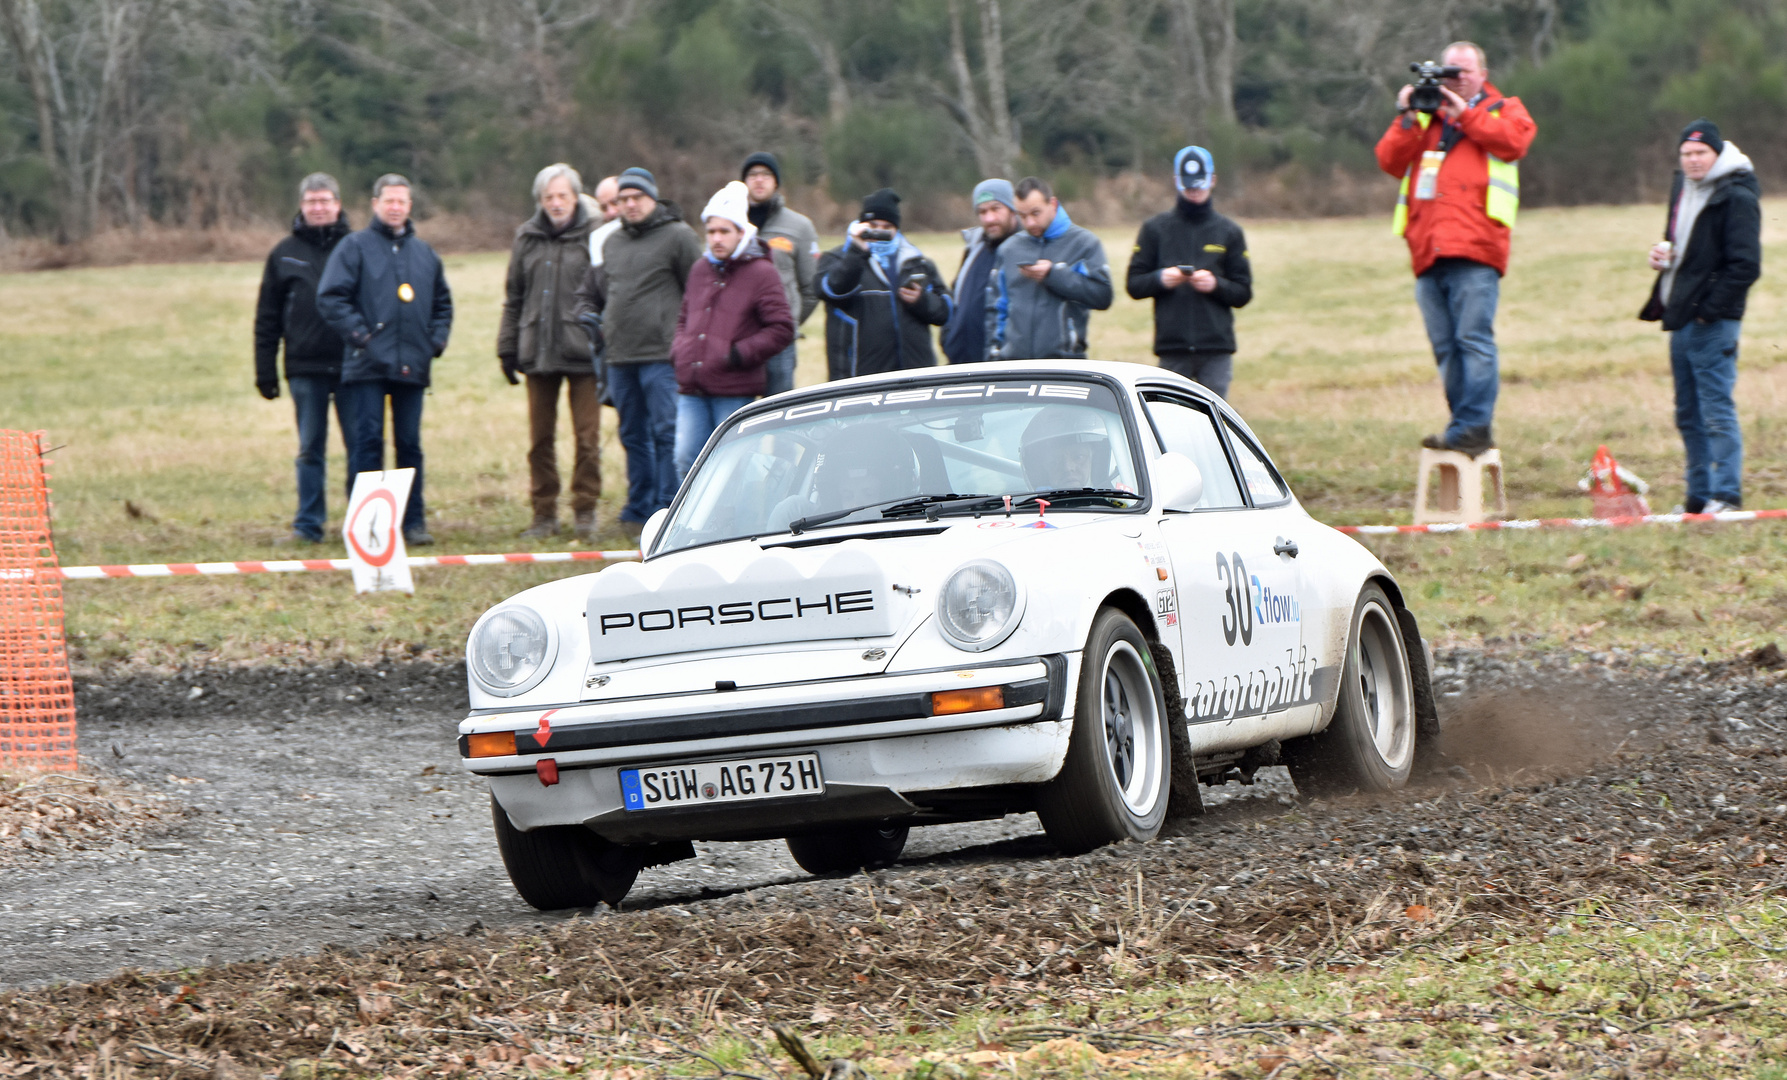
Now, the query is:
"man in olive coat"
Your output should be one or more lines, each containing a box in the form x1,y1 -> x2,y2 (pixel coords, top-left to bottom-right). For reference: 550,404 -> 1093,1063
499,163 -> 601,539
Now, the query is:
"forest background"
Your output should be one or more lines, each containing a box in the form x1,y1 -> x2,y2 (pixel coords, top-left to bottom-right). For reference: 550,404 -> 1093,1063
1,0 -> 1784,260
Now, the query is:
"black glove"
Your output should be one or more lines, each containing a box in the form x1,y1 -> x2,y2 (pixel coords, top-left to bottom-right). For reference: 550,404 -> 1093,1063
348,328 -> 372,349
500,356 -> 520,385
257,381 -> 280,401
432,338 -> 447,358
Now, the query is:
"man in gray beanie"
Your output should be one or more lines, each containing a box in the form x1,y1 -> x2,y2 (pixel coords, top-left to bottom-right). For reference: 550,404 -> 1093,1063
1640,118 -> 1761,514
943,179 -> 1018,364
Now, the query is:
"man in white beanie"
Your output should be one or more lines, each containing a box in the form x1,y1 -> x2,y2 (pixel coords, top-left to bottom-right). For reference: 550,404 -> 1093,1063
669,181 -> 794,480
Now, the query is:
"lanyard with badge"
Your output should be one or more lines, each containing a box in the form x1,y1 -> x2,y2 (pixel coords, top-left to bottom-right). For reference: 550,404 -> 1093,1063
1414,97 -> 1477,201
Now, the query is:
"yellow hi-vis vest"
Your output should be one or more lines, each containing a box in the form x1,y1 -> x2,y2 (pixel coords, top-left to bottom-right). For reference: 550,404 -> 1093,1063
1391,110 -> 1521,236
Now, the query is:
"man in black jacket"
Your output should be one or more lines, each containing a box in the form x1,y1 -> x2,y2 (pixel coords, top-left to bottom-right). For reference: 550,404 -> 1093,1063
254,173 -> 352,543
318,174 -> 454,545
1125,147 -> 1253,397
817,189 -> 951,377
1640,119 -> 1762,514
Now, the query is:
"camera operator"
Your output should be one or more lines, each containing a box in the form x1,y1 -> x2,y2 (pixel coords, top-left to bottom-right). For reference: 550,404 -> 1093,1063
1376,41 -> 1536,457
817,188 -> 950,375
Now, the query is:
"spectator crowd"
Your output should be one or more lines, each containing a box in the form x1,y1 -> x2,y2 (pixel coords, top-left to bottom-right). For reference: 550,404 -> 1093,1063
250,41 -> 1758,542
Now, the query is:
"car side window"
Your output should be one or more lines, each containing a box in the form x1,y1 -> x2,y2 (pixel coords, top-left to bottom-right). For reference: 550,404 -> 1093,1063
1140,396 -> 1245,509
1222,417 -> 1290,505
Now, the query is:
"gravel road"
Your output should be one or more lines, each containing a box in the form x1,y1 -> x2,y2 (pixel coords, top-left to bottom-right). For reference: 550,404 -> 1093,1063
5,648 -> 1782,991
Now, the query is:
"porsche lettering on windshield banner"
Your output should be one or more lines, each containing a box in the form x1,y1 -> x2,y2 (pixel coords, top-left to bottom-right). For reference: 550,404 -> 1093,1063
736,382 -> 1104,434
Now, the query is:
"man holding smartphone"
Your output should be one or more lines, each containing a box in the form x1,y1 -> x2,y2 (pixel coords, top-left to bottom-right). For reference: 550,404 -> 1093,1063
1125,146 -> 1252,398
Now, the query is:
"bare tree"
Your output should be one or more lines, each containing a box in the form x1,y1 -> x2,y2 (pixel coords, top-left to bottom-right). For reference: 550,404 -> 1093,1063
754,0 -> 853,126
945,0 -> 1017,177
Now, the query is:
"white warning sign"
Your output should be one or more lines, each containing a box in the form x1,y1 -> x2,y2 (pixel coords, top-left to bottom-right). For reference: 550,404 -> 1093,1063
343,469 -> 415,594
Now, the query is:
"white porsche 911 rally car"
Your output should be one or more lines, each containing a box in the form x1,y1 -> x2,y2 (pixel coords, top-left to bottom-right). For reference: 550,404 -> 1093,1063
459,361 -> 1437,908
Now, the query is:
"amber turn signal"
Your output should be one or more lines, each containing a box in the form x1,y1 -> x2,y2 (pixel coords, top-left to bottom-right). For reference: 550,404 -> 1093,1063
467,730 -> 518,758
931,685 -> 1005,715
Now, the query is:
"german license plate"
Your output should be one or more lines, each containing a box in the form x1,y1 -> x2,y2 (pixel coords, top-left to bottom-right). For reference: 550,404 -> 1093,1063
620,753 -> 823,812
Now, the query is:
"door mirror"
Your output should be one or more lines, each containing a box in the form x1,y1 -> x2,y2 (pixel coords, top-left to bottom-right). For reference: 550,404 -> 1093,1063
638,508 -> 669,554
1153,452 -> 1204,512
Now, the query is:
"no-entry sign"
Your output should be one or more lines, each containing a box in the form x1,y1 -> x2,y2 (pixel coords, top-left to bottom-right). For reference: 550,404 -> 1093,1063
343,469 -> 415,594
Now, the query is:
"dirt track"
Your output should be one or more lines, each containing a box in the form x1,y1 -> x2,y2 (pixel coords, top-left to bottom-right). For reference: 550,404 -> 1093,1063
2,648 -> 1785,1075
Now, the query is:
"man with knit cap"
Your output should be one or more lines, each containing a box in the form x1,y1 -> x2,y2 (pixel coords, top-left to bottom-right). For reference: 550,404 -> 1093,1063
671,181 -> 794,481
942,178 -> 1018,365
1125,147 -> 1253,397
987,177 -> 1112,360
740,152 -> 819,396
818,188 -> 951,375
573,166 -> 702,528
1640,119 -> 1761,515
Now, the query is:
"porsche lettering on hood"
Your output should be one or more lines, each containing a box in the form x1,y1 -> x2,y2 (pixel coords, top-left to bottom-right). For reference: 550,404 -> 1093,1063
587,546 -> 907,663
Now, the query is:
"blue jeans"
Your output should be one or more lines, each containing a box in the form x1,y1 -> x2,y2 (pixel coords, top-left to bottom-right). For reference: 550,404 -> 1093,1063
675,394 -> 752,483
1414,259 -> 1500,441
288,375 -> 352,541
608,362 -> 679,523
1670,319 -> 1743,509
340,380 -> 427,535
763,343 -> 798,398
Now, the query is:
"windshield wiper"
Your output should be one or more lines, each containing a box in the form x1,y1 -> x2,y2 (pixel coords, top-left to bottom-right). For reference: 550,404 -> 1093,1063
958,488 -> 1143,513
788,494 -> 967,535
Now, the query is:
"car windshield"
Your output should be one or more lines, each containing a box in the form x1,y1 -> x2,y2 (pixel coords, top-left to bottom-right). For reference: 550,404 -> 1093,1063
656,377 -> 1142,556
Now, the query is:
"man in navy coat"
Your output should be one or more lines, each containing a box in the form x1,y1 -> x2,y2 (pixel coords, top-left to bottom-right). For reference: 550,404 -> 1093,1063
318,174 -> 454,544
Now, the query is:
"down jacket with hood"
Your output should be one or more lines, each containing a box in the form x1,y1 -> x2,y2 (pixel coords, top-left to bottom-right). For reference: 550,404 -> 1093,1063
1640,143 -> 1762,331
986,205 -> 1113,360
671,238 -> 795,398
316,218 -> 453,386
497,202 -> 598,376
818,236 -> 951,376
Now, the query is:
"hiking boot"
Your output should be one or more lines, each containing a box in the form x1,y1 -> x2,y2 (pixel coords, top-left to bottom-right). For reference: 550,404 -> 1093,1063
573,510 -> 598,541
403,528 -> 436,546
519,516 -> 561,540
1420,426 -> 1495,457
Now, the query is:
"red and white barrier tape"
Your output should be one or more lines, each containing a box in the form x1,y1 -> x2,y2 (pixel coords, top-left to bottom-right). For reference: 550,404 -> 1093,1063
35,549 -> 641,581
1336,508 -> 1787,535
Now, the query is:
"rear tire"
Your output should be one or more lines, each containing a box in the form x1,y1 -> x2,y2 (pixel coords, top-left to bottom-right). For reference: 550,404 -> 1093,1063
785,825 -> 909,874
490,797 -> 639,909
1283,583 -> 1416,798
1037,608 -> 1170,854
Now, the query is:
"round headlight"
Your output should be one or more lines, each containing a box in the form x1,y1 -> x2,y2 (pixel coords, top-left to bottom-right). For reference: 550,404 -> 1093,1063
937,560 -> 1024,652
469,606 -> 555,695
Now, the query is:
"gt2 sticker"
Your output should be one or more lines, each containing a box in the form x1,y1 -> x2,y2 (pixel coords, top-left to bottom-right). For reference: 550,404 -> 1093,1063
1155,588 -> 1178,627
1186,648 -> 1327,721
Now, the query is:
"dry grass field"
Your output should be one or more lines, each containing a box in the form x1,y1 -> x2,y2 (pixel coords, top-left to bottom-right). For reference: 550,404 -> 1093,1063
1,200 -> 1784,665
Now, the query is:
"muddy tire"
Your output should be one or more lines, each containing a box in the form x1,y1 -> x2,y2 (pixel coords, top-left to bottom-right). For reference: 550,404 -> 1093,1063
1037,608 -> 1171,854
785,825 -> 910,874
1283,583 -> 1417,798
490,797 -> 639,909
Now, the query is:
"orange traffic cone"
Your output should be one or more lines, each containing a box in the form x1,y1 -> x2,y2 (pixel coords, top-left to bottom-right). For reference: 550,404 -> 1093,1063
1579,445 -> 1651,520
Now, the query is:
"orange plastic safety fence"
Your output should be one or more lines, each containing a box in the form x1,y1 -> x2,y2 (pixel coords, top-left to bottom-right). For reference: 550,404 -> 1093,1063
0,431 -> 77,770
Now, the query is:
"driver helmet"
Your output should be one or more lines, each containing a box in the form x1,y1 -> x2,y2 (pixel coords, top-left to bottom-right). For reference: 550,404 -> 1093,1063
813,427 -> 918,511
1019,406 -> 1111,490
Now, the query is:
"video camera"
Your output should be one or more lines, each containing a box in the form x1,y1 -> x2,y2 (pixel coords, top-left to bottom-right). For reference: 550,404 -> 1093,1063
1407,61 -> 1463,113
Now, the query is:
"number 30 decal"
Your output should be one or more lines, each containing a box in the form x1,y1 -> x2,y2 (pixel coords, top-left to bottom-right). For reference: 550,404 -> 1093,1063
1216,552 -> 1253,647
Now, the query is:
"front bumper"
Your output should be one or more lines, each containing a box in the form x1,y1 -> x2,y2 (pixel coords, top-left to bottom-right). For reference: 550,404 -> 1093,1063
466,655 -> 1073,841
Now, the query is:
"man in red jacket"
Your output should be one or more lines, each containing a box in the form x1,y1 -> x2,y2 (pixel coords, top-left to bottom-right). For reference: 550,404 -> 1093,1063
1377,42 -> 1536,456
671,181 -> 795,482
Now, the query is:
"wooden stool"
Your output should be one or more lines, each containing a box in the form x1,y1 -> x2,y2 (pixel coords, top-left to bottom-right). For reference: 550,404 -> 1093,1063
1413,447 -> 1506,525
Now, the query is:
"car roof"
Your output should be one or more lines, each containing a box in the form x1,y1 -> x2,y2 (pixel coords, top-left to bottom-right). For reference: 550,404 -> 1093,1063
774,359 -> 1223,406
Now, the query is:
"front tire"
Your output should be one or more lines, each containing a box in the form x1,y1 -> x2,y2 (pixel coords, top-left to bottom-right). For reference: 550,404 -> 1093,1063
1283,583 -> 1417,798
785,825 -> 909,874
1037,608 -> 1170,854
490,797 -> 639,909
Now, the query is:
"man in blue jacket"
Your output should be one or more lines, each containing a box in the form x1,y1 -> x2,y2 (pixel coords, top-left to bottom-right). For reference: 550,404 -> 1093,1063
318,174 -> 454,545
987,177 -> 1112,360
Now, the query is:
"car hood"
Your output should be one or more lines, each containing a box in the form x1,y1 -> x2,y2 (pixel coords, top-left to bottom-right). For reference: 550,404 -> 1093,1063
588,513 -> 1109,666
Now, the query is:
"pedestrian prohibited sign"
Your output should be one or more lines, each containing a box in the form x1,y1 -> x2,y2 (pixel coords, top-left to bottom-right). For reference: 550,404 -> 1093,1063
343,469 -> 415,594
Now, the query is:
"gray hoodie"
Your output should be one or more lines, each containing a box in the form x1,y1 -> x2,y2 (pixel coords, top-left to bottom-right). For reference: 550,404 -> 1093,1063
1661,141 -> 1755,304
985,205 -> 1113,360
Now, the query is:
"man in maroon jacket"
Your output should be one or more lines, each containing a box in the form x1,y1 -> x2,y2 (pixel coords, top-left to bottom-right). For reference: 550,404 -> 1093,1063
671,181 -> 795,482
